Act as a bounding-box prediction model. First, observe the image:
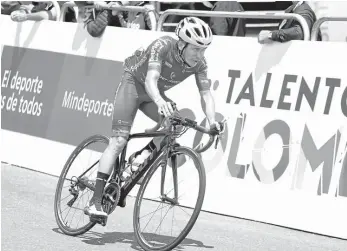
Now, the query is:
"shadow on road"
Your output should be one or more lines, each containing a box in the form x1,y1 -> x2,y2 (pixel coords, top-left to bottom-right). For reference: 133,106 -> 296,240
52,228 -> 214,250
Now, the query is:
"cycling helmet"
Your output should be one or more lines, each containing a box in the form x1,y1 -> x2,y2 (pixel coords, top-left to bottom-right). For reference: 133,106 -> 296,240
175,17 -> 213,48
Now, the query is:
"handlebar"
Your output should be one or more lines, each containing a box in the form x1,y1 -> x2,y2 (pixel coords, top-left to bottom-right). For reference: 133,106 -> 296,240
145,105 -> 226,153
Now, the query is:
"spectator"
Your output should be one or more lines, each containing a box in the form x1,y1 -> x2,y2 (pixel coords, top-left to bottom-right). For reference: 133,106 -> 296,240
161,2 -> 211,32
10,1 -> 57,22
116,1 -> 159,31
75,1 -> 124,37
258,1 -> 321,44
209,1 -> 246,37
74,1 -> 92,23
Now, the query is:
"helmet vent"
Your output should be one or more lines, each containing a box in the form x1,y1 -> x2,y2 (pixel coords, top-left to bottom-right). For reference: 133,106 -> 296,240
194,27 -> 203,37
185,30 -> 192,38
188,18 -> 196,24
202,26 -> 208,37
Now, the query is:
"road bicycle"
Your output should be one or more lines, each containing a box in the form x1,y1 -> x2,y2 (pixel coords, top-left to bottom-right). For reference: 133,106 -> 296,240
54,110 -> 226,251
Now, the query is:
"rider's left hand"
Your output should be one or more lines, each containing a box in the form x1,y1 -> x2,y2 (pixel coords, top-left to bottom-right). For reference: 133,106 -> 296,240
209,121 -> 222,135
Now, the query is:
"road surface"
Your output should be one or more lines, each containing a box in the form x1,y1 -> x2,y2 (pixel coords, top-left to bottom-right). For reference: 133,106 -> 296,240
2,164 -> 346,251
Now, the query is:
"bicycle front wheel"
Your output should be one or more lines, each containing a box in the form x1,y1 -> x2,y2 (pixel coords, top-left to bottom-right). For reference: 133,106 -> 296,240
133,146 -> 206,251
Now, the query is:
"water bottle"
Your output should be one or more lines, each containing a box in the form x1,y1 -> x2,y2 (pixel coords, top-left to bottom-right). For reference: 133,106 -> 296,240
121,148 -> 151,181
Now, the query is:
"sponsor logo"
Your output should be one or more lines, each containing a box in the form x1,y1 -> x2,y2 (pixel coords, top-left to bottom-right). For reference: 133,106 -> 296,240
165,61 -> 172,68
159,76 -> 180,85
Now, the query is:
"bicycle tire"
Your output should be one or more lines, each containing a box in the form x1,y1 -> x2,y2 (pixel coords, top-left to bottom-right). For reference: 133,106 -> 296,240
133,146 -> 206,251
54,134 -> 109,236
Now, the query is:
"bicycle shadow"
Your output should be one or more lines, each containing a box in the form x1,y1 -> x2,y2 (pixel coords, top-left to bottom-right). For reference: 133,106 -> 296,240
52,228 -> 214,250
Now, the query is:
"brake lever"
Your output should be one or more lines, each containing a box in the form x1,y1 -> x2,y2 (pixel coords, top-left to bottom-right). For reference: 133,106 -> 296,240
214,137 -> 219,149
214,118 -> 229,149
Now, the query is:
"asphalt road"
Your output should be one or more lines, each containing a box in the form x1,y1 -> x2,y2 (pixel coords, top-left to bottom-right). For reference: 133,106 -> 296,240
2,164 -> 347,251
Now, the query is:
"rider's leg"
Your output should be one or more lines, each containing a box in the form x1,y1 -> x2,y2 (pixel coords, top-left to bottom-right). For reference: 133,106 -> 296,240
87,136 -> 127,217
86,71 -> 140,217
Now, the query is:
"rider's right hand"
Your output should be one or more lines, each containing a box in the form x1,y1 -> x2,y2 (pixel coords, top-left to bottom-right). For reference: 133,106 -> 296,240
155,98 -> 175,117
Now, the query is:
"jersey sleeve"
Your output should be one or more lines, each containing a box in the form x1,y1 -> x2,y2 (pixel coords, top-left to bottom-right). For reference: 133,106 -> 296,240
147,37 -> 171,72
195,58 -> 211,92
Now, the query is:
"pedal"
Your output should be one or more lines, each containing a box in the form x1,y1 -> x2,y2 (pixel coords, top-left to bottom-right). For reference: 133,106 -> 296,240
90,215 -> 107,226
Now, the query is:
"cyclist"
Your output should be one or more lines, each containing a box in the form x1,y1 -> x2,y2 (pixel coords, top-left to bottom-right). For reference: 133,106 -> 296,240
84,17 -> 221,221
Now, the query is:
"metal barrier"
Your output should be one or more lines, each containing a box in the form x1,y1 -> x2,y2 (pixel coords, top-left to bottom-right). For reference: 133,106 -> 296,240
59,1 -> 77,22
311,17 -> 347,41
51,1 -> 61,21
59,2 -> 157,30
157,9 -> 311,41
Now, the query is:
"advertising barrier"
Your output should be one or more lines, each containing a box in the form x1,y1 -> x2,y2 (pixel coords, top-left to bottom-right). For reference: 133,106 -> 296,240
1,15 -> 347,239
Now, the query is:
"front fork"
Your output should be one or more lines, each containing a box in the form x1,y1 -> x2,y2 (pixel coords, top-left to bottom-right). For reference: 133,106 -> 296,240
160,147 -> 179,205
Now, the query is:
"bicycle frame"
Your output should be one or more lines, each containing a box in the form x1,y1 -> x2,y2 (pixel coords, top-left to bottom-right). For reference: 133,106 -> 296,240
114,126 -> 180,204
75,114 -> 218,207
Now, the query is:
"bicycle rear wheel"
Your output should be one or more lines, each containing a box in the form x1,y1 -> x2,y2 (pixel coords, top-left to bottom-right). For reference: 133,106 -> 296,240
133,146 -> 206,251
54,134 -> 109,236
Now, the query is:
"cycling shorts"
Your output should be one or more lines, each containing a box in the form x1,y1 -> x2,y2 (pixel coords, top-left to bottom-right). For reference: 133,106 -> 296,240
111,71 -> 172,138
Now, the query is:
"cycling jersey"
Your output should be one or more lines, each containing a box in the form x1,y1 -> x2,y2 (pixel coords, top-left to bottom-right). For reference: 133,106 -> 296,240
124,35 -> 211,93
112,35 -> 211,138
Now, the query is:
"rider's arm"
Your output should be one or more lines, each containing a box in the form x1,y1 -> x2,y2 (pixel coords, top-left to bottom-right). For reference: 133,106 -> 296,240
195,63 -> 216,126
145,67 -> 162,103
200,90 -> 216,125
144,38 -> 169,104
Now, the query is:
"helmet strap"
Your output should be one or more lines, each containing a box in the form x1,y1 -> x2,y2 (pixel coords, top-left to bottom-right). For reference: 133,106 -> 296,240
177,42 -> 193,67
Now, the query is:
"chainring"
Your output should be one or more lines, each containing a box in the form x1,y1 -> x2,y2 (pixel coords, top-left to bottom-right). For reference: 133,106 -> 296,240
102,181 -> 121,215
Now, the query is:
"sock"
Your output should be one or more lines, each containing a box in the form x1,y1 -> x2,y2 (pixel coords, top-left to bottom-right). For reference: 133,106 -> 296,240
90,172 -> 110,209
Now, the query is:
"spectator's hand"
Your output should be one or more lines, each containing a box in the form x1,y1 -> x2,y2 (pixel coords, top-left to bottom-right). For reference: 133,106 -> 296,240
108,2 -> 122,16
11,10 -> 27,22
258,30 -> 273,44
